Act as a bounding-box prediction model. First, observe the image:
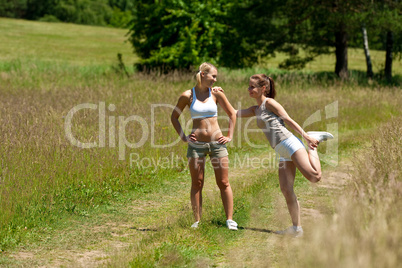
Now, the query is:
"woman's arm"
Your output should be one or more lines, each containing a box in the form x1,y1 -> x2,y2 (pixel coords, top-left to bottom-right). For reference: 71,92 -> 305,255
213,91 -> 236,144
265,99 -> 319,149
236,106 -> 257,118
211,86 -> 256,118
171,91 -> 192,142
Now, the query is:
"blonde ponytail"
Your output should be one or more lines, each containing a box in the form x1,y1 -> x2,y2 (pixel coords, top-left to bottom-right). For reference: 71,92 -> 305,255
196,71 -> 202,86
196,62 -> 216,86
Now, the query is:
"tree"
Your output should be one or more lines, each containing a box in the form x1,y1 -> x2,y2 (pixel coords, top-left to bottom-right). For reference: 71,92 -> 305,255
334,21 -> 348,79
385,31 -> 394,81
361,25 -> 374,78
277,0 -> 368,78
128,0 -> 288,70
130,1 -> 215,71
0,0 -> 119,27
129,0 -> 254,71
355,0 -> 401,81
218,0 -> 287,68
0,0 -> 27,18
375,0 -> 402,81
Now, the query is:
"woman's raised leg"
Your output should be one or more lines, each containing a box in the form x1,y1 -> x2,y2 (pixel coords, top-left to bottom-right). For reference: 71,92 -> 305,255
291,148 -> 322,183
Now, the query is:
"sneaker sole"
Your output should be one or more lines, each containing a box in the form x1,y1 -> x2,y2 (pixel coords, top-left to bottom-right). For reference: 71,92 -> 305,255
307,131 -> 334,141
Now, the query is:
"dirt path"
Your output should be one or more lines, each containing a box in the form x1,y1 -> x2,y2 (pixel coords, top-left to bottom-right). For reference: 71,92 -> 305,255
219,161 -> 353,267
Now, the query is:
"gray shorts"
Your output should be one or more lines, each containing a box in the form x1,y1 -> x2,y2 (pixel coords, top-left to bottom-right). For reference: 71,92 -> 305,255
187,141 -> 229,159
274,135 -> 305,161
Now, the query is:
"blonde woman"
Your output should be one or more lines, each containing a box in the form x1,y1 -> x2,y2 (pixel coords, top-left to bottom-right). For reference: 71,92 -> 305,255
171,62 -> 238,230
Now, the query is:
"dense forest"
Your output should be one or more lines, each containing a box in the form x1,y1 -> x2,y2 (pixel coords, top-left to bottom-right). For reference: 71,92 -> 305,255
0,0 -> 133,27
1,0 -> 401,78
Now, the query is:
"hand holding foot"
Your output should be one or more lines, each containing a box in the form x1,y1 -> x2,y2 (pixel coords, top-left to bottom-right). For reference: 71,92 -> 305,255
307,131 -> 334,143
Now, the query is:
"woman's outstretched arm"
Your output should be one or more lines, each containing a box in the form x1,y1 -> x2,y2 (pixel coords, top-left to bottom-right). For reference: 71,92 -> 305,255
211,86 -> 256,118
265,99 -> 319,149
236,106 -> 257,118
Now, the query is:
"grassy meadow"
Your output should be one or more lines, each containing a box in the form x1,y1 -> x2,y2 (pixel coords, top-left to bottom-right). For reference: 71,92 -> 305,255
0,17 -> 401,267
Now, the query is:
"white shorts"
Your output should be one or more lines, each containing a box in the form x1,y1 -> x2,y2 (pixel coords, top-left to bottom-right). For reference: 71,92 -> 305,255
274,135 -> 305,162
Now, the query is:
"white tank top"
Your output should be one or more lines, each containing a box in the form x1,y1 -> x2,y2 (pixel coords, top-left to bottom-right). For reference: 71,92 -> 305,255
190,87 -> 218,119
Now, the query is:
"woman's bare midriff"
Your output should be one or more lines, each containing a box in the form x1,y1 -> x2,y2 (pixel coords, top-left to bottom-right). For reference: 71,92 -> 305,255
191,117 -> 223,142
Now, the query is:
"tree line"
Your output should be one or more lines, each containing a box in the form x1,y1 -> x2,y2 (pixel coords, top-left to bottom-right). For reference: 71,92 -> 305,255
0,0 -> 133,28
1,0 -> 400,80
129,0 -> 401,80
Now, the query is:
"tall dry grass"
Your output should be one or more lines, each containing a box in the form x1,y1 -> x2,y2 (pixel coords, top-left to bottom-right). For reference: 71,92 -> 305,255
0,61 -> 401,252
284,117 -> 402,267
0,69 -> 193,249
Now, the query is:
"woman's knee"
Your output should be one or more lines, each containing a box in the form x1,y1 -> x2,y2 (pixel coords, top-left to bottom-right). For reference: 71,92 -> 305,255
192,178 -> 204,190
308,171 -> 322,183
216,179 -> 230,191
280,185 -> 296,200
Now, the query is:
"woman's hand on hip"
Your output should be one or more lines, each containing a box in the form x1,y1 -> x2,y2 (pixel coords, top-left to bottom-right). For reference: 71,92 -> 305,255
185,133 -> 197,143
217,136 -> 232,144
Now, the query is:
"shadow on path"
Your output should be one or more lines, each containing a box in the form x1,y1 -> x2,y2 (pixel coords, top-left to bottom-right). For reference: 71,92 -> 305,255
239,226 -> 275,234
130,226 -> 159,232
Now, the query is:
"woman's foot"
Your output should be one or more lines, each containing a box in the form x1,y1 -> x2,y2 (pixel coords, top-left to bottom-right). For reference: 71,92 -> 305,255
307,131 -> 334,142
226,220 -> 238,231
275,225 -> 303,237
191,221 -> 200,228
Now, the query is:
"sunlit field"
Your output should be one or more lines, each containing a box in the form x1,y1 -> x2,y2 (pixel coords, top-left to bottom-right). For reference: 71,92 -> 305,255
0,18 -> 401,267
0,18 -> 137,66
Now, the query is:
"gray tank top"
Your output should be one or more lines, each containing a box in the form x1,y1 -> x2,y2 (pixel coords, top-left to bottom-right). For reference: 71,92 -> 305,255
255,98 -> 292,148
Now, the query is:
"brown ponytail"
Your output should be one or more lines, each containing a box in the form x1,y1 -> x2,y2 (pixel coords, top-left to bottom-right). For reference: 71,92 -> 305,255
250,74 -> 276,99
266,77 -> 276,99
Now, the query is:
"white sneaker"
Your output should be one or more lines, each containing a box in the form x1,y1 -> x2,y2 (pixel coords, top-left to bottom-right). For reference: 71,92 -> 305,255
275,226 -> 303,237
191,221 -> 199,228
226,220 -> 238,231
307,131 -> 334,142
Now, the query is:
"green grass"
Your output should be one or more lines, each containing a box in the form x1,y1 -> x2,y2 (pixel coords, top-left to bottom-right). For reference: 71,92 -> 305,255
0,17 -> 137,66
0,18 -> 401,267
118,169 -> 275,267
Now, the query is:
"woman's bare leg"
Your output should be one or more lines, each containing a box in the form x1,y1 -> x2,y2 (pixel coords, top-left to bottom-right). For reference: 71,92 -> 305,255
188,157 -> 206,222
278,161 -> 301,227
291,148 -> 322,183
211,156 -> 233,220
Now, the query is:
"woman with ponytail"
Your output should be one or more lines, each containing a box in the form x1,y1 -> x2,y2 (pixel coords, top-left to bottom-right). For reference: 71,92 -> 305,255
171,62 -> 238,230
232,74 -> 333,237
